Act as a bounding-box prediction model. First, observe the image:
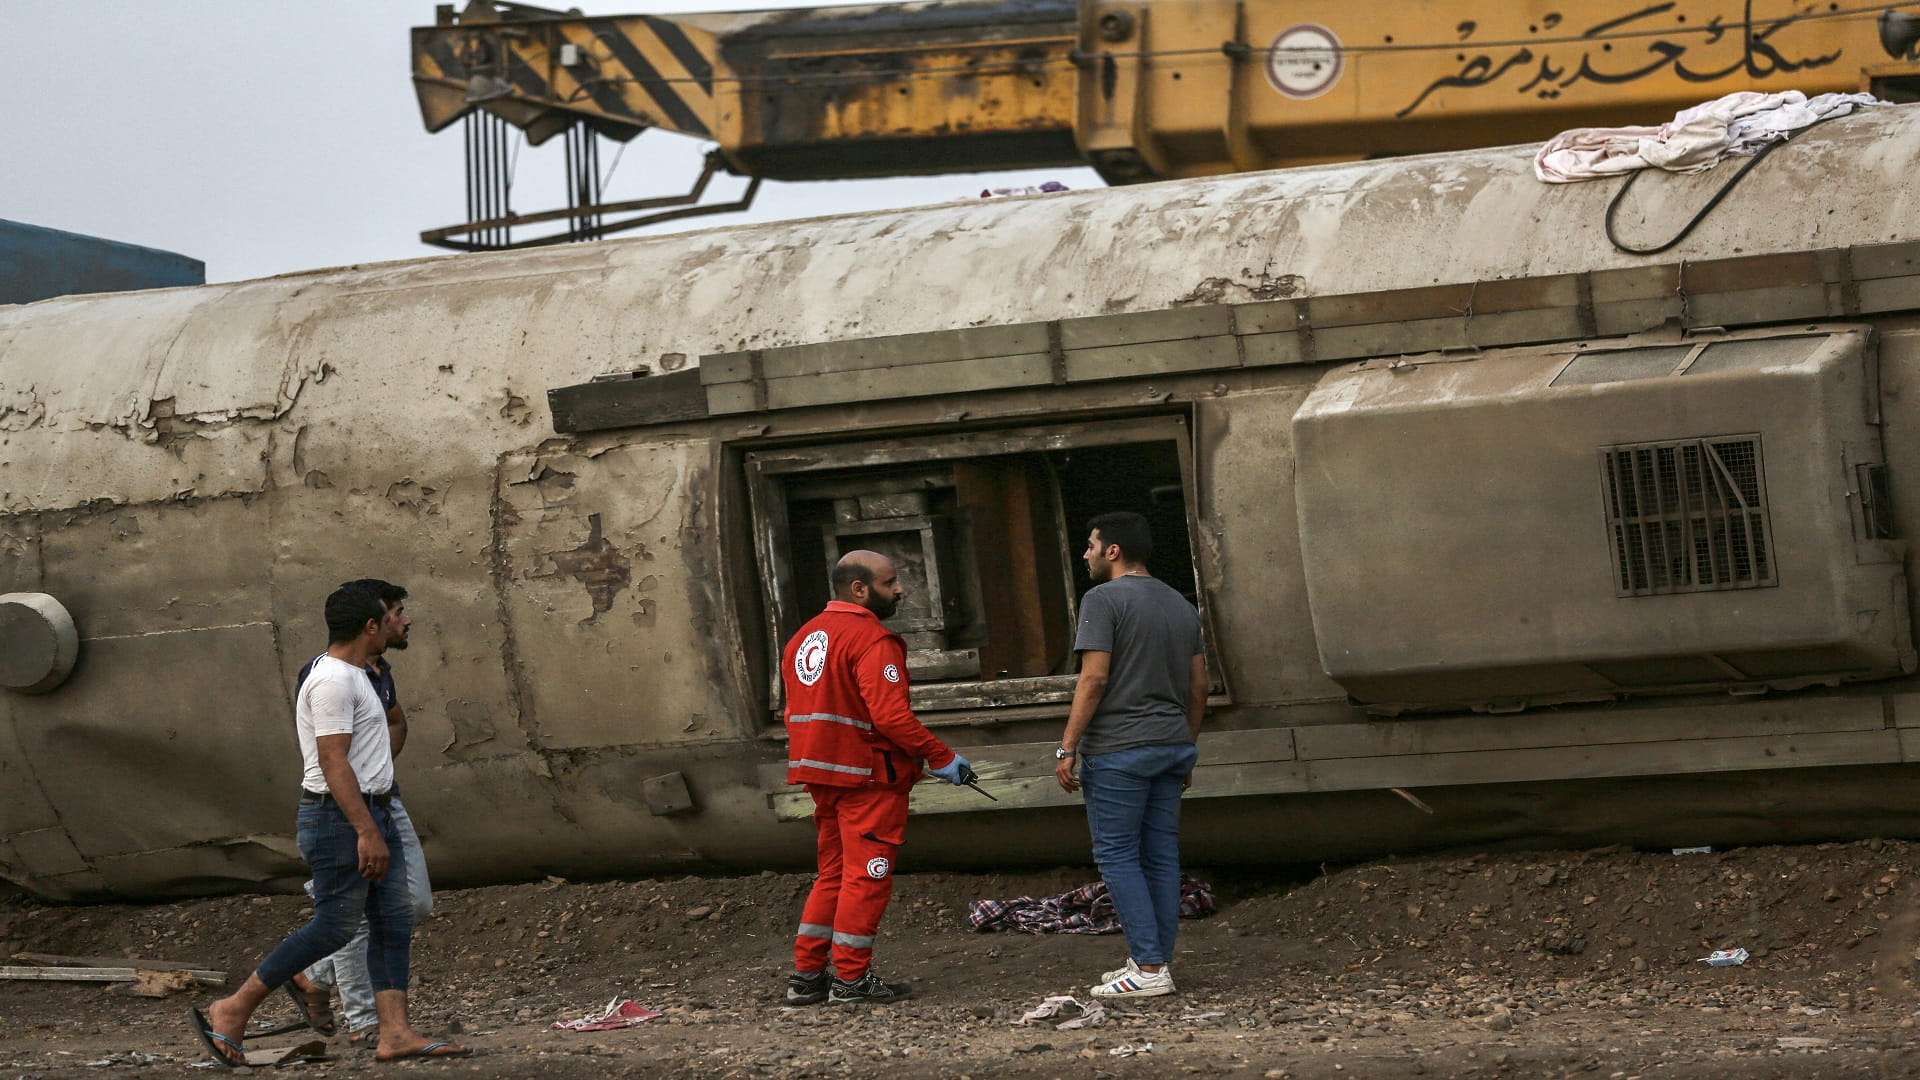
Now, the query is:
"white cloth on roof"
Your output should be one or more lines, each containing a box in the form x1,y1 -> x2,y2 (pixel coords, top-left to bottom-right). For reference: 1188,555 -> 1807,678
1534,90 -> 1882,183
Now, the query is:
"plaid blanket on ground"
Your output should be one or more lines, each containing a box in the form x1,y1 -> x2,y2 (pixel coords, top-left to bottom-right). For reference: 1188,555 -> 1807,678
967,878 -> 1216,934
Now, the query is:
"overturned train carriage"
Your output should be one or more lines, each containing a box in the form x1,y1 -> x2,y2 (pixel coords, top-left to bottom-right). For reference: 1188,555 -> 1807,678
5,107 -> 1920,901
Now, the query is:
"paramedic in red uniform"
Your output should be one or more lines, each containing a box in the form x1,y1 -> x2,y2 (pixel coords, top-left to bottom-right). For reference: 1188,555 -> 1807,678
782,549 -> 973,1006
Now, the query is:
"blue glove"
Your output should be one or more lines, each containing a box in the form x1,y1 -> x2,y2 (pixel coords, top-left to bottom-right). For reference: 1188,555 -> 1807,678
928,755 -> 972,786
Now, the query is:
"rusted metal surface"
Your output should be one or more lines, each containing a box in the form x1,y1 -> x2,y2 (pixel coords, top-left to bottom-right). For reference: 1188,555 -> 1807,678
1,108 -> 1919,899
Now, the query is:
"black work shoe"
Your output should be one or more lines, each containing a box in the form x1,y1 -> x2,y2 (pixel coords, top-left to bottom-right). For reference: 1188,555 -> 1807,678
827,972 -> 914,1005
785,970 -> 831,1005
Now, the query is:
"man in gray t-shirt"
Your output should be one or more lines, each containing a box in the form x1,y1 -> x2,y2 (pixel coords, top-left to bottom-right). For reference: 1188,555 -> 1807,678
1054,511 -> 1207,1000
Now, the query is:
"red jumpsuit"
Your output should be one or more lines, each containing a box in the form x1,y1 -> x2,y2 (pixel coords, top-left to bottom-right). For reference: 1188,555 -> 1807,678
784,600 -> 955,980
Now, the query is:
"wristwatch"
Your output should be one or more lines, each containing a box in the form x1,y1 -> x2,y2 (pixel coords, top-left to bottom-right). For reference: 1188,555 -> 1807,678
1054,746 -> 1074,760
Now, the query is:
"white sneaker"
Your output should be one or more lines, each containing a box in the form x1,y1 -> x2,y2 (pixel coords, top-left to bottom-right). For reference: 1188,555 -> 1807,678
1091,964 -> 1174,999
1100,957 -> 1174,983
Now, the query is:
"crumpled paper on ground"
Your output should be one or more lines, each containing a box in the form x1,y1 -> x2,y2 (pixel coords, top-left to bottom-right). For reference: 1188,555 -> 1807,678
552,998 -> 662,1031
1014,996 -> 1106,1030
1109,1042 -> 1156,1057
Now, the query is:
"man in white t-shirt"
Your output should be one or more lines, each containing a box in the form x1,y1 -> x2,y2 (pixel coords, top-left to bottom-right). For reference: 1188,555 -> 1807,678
288,579 -> 435,1049
190,582 -> 469,1064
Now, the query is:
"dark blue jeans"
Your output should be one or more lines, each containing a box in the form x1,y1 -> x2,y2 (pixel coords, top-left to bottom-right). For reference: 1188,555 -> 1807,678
256,798 -> 413,993
1081,741 -> 1198,967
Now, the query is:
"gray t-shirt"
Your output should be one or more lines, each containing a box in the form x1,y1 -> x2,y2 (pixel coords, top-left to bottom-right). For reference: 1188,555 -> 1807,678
1072,575 -> 1205,755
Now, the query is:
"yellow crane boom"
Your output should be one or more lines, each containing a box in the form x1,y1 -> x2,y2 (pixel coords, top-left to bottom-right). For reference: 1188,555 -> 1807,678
412,0 -> 1920,247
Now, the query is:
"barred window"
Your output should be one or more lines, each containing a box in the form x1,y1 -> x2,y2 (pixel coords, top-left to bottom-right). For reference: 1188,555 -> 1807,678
1601,436 -> 1777,596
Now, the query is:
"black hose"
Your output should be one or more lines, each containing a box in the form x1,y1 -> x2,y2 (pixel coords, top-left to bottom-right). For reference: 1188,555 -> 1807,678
1604,109 -> 1857,256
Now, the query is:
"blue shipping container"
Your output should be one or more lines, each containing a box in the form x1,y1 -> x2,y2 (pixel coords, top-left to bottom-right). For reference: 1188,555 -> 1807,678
0,220 -> 204,305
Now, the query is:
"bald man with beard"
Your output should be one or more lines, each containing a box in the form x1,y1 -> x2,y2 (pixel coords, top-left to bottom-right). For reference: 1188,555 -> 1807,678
780,550 -> 973,1006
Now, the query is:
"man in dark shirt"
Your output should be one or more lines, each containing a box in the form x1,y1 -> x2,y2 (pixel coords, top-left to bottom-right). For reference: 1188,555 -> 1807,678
1054,512 -> 1207,999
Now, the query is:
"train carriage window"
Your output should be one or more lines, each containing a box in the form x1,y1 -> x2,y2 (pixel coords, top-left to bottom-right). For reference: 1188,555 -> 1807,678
745,417 -> 1207,718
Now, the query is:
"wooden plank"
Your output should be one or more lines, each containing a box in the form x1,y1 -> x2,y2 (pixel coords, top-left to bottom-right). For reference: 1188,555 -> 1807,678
13,952 -> 221,976
1304,729 -> 1903,792
1,965 -> 223,985
759,324 -> 1048,379
1589,264 -> 1682,303
1852,241 -> 1920,281
1058,306 -> 1233,350
1315,316 -> 1470,361
1306,283 -> 1474,328
772,755 -> 1316,821
704,380 -> 761,416
1233,299 -> 1305,335
1890,693 -> 1920,728
760,728 -> 1298,798
1061,336 -> 1238,382
1,966 -> 142,982
1900,727 -> 1920,762
1688,284 -> 1838,328
1594,297 -> 1686,337
1294,696 -> 1882,760
547,370 -> 708,434
1470,275 -> 1584,313
698,351 -> 757,385
1240,331 -> 1306,367
771,727 -> 1902,821
1466,308 -> 1586,348
765,353 -> 1050,409
1858,276 -> 1920,314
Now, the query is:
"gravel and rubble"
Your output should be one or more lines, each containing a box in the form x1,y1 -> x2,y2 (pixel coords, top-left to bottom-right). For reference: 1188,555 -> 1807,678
4,840 -> 1920,1077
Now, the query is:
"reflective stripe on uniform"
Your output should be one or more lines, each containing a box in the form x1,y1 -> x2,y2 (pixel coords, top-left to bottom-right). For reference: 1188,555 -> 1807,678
790,758 -> 873,776
788,712 -> 873,731
832,931 -> 876,949
797,922 -> 833,939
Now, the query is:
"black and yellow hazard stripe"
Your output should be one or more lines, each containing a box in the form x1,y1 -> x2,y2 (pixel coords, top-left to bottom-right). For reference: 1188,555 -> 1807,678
566,17 -> 718,137
412,14 -> 722,140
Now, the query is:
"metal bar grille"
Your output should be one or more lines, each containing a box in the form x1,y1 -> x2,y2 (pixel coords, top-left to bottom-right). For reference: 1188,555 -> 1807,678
1602,435 -> 1776,597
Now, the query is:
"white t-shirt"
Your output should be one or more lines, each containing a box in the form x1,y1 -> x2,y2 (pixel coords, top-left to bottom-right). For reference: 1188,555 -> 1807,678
297,655 -> 394,796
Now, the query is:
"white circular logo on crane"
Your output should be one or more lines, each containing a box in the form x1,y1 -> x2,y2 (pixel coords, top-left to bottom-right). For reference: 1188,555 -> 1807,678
1266,24 -> 1343,100
795,630 -> 830,686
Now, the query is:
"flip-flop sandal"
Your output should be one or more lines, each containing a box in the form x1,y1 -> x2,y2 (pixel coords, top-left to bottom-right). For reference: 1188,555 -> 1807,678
283,980 -> 338,1036
376,1041 -> 473,1062
188,1006 -> 247,1068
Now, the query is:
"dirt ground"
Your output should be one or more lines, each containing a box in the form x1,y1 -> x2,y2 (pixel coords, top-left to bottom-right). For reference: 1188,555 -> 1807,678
5,840 -> 1920,1078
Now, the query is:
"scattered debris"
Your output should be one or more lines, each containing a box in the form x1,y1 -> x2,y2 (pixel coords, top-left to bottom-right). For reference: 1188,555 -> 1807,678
1672,847 -> 1714,855
1108,1042 -> 1156,1057
970,879 -> 1215,934
118,969 -> 201,998
1015,996 -> 1106,1030
552,998 -> 662,1031
82,1051 -> 168,1067
1700,948 -> 1750,967
187,1040 -> 327,1068
1179,1011 -> 1227,1022
978,181 -> 1069,199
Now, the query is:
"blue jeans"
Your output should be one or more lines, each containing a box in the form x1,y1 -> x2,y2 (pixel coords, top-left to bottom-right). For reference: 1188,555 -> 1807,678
1081,742 -> 1198,967
303,797 -> 432,1031
256,798 -> 413,993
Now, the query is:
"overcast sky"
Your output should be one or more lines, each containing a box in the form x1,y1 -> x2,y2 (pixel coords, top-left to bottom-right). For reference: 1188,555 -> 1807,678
0,1 -> 1099,284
